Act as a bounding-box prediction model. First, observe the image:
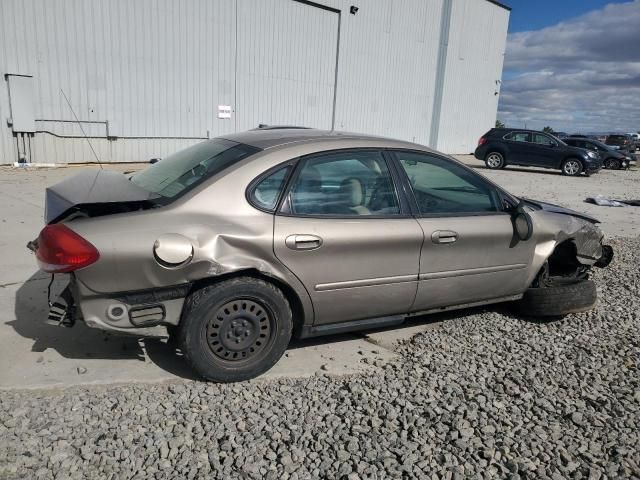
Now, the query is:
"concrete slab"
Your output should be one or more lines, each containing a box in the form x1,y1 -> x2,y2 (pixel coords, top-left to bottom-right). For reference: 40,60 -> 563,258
363,319 -> 443,351
0,273 -> 397,390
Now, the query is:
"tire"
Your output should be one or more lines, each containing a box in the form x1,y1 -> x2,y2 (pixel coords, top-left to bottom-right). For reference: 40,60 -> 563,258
561,158 -> 583,176
605,158 -> 621,170
485,152 -> 505,169
178,277 -> 293,382
515,280 -> 597,317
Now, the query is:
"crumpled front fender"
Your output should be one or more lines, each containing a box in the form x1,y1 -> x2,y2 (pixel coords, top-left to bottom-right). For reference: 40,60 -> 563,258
526,209 -> 609,286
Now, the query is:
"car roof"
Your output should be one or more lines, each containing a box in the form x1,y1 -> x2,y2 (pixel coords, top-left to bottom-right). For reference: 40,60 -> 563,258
489,128 -> 555,135
220,128 -> 424,151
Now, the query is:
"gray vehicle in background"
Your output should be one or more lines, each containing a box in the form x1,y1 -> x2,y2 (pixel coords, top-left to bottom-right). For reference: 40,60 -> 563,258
604,134 -> 634,152
30,129 -> 613,382
564,137 -> 636,170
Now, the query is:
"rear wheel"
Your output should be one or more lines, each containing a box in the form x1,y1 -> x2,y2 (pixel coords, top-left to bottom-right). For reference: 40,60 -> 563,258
561,158 -> 583,176
485,152 -> 505,169
179,277 -> 292,382
515,280 -> 597,317
605,158 -> 621,170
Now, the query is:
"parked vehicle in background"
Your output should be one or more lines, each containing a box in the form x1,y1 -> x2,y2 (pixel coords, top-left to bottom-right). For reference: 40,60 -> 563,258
29,128 -> 613,382
627,133 -> 640,151
604,134 -> 633,152
564,137 -> 635,170
475,128 -> 603,176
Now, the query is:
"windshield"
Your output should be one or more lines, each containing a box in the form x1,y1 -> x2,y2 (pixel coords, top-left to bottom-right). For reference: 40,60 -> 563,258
549,134 -> 567,146
591,139 -> 616,151
131,139 -> 259,199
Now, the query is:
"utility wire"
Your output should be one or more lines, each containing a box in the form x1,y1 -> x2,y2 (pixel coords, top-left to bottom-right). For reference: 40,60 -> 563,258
60,88 -> 102,169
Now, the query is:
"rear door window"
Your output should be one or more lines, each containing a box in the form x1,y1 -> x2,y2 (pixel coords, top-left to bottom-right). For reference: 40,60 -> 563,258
249,166 -> 291,211
505,132 -> 531,143
284,151 -> 401,216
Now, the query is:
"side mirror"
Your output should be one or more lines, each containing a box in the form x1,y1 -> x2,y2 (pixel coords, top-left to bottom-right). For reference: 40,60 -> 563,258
511,201 -> 533,241
150,158 -> 160,164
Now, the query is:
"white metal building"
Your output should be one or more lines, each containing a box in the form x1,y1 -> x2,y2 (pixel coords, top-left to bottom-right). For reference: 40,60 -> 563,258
0,0 -> 510,164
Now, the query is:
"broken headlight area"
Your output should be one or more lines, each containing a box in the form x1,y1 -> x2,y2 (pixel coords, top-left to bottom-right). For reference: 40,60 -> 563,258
533,233 -> 613,288
595,245 -> 614,268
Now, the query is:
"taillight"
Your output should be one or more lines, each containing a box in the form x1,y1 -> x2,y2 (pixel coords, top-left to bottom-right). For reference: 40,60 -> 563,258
36,224 -> 99,273
478,137 -> 487,146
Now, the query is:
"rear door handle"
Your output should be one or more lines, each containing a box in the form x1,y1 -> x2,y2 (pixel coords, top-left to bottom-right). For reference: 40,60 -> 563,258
285,234 -> 323,250
431,230 -> 458,244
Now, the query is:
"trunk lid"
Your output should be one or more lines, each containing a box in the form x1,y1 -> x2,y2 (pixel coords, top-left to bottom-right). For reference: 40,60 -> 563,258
45,169 -> 158,224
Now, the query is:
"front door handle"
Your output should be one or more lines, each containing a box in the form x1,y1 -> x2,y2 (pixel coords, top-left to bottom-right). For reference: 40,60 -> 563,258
431,230 -> 458,244
285,234 -> 323,250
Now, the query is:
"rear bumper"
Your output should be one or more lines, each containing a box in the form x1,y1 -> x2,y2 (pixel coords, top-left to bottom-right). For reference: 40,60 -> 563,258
47,277 -> 190,337
473,147 -> 487,160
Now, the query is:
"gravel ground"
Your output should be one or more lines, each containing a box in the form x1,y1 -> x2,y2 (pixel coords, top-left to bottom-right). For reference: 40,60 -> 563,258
1,237 -> 639,480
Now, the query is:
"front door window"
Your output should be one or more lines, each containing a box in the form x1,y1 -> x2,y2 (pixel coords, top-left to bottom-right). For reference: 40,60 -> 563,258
395,151 -> 500,215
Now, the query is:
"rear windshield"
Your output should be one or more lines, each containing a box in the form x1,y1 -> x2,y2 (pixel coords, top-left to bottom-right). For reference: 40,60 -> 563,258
131,139 -> 259,200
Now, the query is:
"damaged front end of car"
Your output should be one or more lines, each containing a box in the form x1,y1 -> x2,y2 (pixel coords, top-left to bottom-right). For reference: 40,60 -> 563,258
524,198 -> 614,288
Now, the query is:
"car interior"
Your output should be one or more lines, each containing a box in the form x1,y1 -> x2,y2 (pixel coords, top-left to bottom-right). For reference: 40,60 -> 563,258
289,155 -> 400,216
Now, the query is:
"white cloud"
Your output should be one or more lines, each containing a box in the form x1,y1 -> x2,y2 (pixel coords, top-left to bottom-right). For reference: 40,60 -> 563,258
498,1 -> 640,132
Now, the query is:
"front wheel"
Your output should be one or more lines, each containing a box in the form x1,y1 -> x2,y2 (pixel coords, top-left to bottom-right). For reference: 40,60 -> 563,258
485,152 -> 505,169
561,159 -> 583,176
515,279 -> 597,317
179,277 -> 293,382
605,158 -> 621,170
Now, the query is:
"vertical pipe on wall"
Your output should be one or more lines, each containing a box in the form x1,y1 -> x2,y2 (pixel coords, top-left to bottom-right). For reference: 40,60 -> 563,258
15,135 -> 20,164
330,11 -> 341,131
429,0 -> 453,149
234,0 -> 239,133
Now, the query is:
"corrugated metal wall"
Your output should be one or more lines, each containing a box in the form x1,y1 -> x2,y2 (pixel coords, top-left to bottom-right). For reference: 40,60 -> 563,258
330,0 -> 444,146
235,0 -> 339,131
435,0 -> 510,153
0,0 -> 509,163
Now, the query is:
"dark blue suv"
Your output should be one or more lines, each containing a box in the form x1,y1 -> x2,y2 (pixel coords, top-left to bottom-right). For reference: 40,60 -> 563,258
475,128 -> 602,176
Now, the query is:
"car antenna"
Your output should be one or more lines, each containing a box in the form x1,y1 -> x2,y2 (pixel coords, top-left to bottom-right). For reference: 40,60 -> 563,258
60,88 -> 103,169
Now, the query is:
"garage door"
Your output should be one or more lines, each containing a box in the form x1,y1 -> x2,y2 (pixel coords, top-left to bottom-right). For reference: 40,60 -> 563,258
235,0 -> 339,131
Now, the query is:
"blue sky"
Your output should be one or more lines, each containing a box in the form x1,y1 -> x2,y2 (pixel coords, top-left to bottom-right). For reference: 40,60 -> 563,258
497,1 -> 640,133
506,0 -> 620,32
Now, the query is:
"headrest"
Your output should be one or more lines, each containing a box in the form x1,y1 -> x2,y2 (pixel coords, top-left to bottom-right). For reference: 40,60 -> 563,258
339,177 -> 364,207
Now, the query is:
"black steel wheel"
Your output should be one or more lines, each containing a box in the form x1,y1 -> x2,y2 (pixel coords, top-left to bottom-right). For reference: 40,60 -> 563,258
206,299 -> 273,362
179,277 -> 293,382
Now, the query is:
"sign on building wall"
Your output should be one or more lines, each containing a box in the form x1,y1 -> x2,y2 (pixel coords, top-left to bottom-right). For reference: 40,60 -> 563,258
218,105 -> 232,119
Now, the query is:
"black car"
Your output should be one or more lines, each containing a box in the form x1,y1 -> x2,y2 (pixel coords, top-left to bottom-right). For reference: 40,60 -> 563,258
475,128 -> 603,176
604,134 -> 633,152
564,137 -> 635,170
